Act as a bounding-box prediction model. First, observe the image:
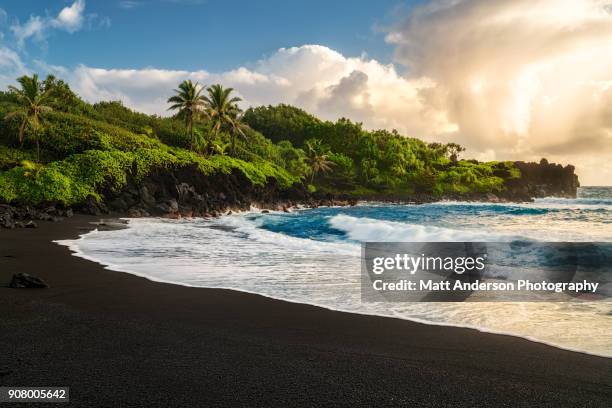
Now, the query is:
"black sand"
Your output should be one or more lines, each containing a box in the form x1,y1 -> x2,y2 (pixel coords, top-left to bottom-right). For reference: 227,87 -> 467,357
0,216 -> 610,407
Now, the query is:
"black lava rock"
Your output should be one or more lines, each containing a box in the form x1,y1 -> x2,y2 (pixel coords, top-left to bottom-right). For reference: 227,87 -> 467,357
9,273 -> 49,288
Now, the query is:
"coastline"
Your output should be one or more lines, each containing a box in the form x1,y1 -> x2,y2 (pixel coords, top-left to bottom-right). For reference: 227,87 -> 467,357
1,216 -> 611,406
58,216 -> 611,359
0,158 -> 581,230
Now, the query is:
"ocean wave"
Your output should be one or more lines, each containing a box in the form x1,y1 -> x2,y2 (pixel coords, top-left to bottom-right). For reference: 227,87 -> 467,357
433,198 -> 612,212
534,197 -> 612,206
219,214 -> 359,255
328,214 -> 519,242
56,196 -> 612,358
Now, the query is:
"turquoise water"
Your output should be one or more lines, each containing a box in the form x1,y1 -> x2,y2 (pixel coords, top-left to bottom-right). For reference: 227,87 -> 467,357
58,187 -> 612,357
255,187 -> 612,243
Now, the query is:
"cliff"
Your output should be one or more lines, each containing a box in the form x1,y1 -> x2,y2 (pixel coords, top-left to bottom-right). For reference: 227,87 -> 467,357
0,159 -> 580,228
92,167 -> 316,217
500,159 -> 580,201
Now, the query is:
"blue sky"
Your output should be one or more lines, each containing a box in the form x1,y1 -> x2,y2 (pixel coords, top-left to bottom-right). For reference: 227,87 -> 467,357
3,0 -> 416,71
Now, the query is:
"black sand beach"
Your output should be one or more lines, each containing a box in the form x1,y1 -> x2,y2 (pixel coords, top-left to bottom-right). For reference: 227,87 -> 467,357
0,216 -> 610,407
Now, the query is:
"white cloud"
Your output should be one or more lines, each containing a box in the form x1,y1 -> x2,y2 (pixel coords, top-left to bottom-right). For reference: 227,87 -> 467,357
11,0 -> 92,45
0,46 -> 28,89
56,45 -> 454,140
11,16 -> 46,45
52,0 -> 86,32
15,0 -> 612,185
384,0 -> 612,185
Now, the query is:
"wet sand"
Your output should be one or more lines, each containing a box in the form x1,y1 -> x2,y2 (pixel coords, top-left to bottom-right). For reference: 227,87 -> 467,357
0,216 -> 610,407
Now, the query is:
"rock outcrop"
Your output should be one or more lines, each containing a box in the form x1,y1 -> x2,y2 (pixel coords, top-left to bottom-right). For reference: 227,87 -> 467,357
0,204 -> 72,229
0,159 -> 580,228
9,273 -> 49,288
103,166 -> 319,218
501,159 -> 579,201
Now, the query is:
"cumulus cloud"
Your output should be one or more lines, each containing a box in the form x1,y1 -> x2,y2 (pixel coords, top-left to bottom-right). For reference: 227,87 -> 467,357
386,0 -> 612,184
55,45 -> 455,141
53,0 -> 86,32
11,0 -> 90,45
22,0 -> 612,185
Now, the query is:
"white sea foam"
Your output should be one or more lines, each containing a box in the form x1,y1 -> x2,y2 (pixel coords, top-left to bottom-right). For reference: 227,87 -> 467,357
56,207 -> 612,358
328,214 -> 518,242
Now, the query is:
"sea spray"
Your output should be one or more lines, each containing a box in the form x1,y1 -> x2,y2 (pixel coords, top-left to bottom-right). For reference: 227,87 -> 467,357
57,189 -> 612,357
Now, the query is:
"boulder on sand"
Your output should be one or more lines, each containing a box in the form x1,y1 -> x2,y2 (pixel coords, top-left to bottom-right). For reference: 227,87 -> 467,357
9,273 -> 49,288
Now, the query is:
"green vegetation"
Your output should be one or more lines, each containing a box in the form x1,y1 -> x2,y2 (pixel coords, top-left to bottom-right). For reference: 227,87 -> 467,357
243,105 -> 520,197
167,80 -> 207,150
304,139 -> 335,183
4,74 -> 54,162
0,74 -> 521,207
203,84 -> 247,156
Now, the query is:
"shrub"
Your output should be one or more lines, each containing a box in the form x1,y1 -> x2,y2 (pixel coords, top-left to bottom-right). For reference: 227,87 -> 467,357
0,145 -> 299,205
0,146 -> 35,170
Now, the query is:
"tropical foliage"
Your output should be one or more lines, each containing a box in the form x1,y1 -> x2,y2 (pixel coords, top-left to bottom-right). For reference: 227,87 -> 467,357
4,74 -> 54,162
0,73 -> 522,207
203,84 -> 246,155
167,80 -> 207,149
243,105 -> 520,196
304,139 -> 334,183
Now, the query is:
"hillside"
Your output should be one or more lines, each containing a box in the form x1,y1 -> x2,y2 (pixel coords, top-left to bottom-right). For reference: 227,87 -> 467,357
0,75 -> 578,227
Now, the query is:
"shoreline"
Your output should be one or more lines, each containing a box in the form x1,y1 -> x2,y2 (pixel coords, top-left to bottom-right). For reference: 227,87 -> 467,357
59,216 -> 611,359
0,188 -> 576,230
1,216 -> 611,406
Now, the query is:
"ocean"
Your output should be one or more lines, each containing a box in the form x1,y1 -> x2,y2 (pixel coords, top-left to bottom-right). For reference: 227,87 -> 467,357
58,187 -> 612,357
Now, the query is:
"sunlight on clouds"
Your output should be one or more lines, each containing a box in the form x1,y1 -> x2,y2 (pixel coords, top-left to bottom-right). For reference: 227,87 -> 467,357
386,0 -> 612,185
61,45 -> 455,141
34,0 -> 612,185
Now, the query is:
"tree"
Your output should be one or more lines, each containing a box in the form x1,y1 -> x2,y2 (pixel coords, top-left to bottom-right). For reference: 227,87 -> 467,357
242,104 -> 322,146
4,74 -> 54,162
304,139 -> 335,184
446,143 -> 466,164
167,80 -> 207,150
203,84 -> 246,155
42,75 -> 90,115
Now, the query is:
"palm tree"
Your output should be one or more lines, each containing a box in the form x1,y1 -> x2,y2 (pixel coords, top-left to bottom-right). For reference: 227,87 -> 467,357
5,74 -> 53,162
209,140 -> 231,156
304,139 -> 335,183
167,80 -> 207,150
203,84 -> 246,155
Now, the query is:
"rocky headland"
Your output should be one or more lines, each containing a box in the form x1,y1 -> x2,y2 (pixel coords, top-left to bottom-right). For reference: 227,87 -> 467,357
0,159 -> 579,229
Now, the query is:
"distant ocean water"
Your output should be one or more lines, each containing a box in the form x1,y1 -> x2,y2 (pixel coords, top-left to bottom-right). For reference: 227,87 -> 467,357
58,187 -> 612,357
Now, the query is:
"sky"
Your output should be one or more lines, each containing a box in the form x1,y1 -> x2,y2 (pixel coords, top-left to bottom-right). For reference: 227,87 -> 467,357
0,0 -> 611,185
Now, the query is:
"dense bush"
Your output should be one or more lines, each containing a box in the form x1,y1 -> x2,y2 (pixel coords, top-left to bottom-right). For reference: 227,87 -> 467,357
0,146 -> 35,170
0,75 -> 524,206
242,104 -> 520,196
243,104 -> 321,146
0,146 -> 299,205
92,101 -> 194,148
39,111 -> 162,159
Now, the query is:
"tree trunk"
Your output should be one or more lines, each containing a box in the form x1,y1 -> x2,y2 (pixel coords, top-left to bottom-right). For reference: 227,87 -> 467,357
19,120 -> 27,148
36,137 -> 40,163
188,120 -> 193,151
